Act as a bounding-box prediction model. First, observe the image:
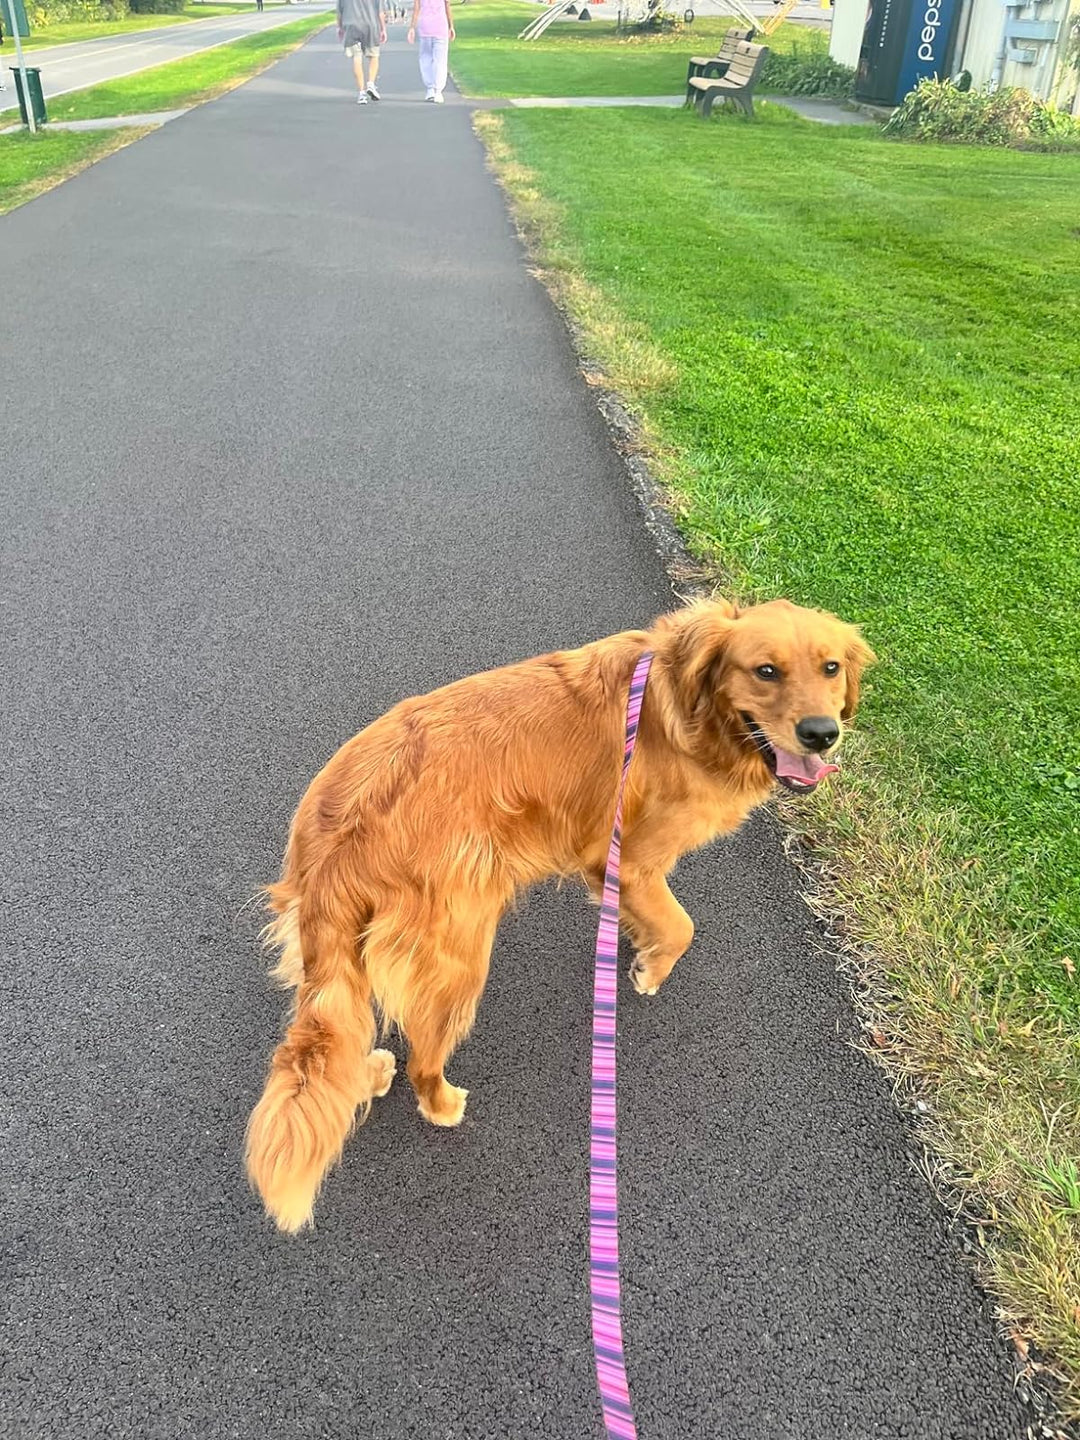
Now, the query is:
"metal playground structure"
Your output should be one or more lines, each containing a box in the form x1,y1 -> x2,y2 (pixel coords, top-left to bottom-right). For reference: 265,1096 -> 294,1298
519,0 -> 805,39
518,0 -> 580,39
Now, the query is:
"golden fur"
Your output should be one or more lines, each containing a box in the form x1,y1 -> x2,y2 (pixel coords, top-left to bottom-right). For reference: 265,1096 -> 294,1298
245,598 -> 874,1232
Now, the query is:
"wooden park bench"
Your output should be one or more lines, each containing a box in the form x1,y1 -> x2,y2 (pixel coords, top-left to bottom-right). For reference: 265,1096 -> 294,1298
685,26 -> 754,92
686,41 -> 769,118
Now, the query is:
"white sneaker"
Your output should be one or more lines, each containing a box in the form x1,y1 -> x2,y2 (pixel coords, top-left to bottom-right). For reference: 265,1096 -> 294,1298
357,91 -> 368,104
432,90 -> 444,103
424,88 -> 435,101
367,82 -> 380,100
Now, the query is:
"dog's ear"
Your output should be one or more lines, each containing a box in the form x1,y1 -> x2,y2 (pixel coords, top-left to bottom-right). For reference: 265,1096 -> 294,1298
841,630 -> 876,720
662,600 -> 738,719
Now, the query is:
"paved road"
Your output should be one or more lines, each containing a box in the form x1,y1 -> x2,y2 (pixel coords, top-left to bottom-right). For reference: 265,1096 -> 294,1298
5,3 -> 332,101
0,31 -> 1031,1440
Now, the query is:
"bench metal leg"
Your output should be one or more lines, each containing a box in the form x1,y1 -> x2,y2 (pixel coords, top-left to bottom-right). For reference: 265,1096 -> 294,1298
699,90 -> 757,119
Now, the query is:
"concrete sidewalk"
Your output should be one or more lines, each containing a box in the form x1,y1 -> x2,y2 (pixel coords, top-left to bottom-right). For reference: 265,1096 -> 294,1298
0,108 -> 188,132
0,31 -> 1029,1440
504,93 -> 874,124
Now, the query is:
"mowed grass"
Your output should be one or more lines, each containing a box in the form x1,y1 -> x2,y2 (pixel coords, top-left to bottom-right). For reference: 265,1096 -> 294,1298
0,125 -> 145,211
15,2 -> 291,50
9,10 -> 329,121
451,0 -> 824,96
479,103 -> 1080,1411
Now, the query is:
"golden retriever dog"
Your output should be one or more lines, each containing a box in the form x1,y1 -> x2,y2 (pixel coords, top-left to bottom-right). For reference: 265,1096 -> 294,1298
246,598 -> 873,1232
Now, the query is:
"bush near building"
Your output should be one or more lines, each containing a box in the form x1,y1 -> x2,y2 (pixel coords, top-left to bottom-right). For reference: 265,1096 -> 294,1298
885,76 -> 1080,151
761,42 -> 856,99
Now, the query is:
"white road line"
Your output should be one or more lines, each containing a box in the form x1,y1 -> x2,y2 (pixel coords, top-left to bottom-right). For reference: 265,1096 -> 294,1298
7,9 -> 333,102
21,13 -> 293,65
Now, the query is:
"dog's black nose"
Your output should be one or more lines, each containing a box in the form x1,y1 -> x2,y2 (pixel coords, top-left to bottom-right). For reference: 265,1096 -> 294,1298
796,716 -> 840,752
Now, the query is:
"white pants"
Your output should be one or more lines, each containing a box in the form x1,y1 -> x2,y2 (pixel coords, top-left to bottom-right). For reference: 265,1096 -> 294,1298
418,35 -> 448,95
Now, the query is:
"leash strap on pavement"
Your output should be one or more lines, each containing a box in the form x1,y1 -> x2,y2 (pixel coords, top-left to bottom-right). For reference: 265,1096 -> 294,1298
590,649 -> 653,1440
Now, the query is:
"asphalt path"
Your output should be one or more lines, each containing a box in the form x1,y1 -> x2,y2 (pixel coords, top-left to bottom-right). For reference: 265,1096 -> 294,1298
4,3 -> 332,101
0,30 -> 1031,1440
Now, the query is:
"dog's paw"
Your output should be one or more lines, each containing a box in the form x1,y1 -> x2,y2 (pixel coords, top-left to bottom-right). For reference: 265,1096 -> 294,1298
418,1083 -> 468,1128
369,1048 -> 397,1098
630,961 -> 661,997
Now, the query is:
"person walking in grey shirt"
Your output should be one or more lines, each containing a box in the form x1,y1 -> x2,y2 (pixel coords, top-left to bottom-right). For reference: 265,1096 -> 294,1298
337,0 -> 387,103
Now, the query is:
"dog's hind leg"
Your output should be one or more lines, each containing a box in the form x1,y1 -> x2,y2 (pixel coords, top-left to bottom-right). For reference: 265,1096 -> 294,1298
621,870 -> 695,997
395,909 -> 499,1129
262,886 -> 304,991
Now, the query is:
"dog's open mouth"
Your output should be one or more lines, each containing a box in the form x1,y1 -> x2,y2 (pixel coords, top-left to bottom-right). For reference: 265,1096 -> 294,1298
742,715 -> 840,794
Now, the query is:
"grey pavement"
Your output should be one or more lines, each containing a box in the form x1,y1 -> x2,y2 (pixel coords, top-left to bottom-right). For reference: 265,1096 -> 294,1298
507,92 -> 690,105
0,28 -> 1032,1440
0,108 -> 188,132
3,2 -> 332,102
764,93 -> 876,123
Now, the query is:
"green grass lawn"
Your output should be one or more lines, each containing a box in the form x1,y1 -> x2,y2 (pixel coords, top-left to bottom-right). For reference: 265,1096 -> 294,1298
1,10 -> 328,122
0,124 -> 144,212
451,0 -> 826,96
479,100 -> 1080,1414
12,2 -> 295,50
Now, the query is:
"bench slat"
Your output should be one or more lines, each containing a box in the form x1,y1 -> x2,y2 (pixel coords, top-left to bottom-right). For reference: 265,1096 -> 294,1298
687,27 -> 751,68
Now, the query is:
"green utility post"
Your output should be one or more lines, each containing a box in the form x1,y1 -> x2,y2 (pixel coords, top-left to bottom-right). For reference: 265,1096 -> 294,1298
2,0 -> 44,133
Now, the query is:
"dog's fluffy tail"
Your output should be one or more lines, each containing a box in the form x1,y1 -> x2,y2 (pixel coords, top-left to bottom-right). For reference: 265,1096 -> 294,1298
245,877 -> 377,1234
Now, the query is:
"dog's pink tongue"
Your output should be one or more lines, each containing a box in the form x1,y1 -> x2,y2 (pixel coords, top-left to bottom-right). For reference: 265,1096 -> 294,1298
774,749 -> 840,785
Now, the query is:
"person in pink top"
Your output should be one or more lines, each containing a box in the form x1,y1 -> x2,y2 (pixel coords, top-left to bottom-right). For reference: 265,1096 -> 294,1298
407,0 -> 455,103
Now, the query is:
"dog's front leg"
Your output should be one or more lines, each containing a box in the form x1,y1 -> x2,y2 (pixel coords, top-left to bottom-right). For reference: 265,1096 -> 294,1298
620,871 -> 694,996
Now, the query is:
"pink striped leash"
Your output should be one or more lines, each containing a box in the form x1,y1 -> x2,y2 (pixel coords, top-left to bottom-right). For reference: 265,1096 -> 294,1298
590,650 -> 653,1440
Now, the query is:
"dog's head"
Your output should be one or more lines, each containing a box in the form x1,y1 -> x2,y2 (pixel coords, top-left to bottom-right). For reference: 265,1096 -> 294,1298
660,598 -> 875,793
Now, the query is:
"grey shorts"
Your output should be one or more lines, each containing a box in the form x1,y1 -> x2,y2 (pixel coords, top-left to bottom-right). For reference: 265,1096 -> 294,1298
343,24 -> 379,57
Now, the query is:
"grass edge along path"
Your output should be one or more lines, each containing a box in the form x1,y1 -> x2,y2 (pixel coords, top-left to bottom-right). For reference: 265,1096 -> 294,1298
0,126 -> 148,214
473,106 -> 1080,1430
1,11 -> 329,125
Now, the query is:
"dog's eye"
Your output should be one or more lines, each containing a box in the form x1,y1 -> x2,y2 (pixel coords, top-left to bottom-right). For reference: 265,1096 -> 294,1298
755,664 -> 780,681
824,661 -> 841,677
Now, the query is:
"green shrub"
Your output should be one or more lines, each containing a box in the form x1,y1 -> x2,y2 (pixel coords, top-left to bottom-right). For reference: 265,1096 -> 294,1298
760,42 -> 855,100
884,76 -> 1080,151
28,0 -> 128,23
128,0 -> 185,11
